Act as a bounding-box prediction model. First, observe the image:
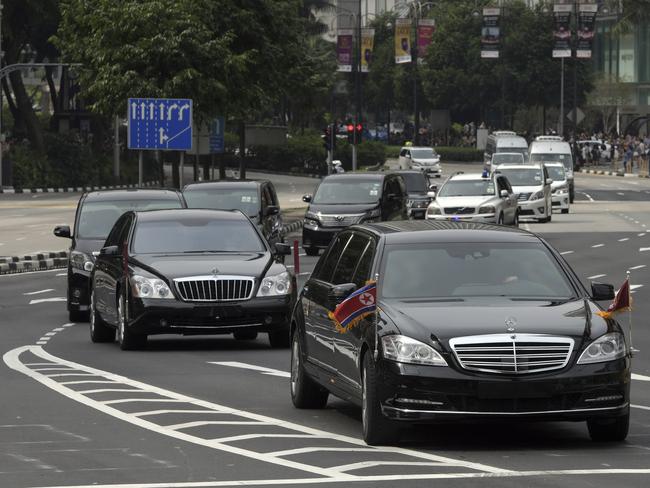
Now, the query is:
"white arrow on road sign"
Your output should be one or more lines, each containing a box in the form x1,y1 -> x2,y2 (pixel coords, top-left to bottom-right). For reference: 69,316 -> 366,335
179,104 -> 190,121
159,127 -> 169,145
167,103 -> 179,120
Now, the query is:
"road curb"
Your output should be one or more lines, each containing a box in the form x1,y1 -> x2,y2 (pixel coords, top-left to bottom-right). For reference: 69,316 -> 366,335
283,219 -> 304,235
580,169 -> 650,178
0,251 -> 68,264
0,257 -> 68,275
0,181 -> 161,194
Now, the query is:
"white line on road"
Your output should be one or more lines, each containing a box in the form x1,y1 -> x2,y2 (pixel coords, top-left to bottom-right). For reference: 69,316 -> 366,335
629,265 -> 647,270
29,297 -> 66,305
632,374 -> 650,382
591,244 -> 605,248
209,361 -> 290,378
617,192 -> 625,196
632,404 -> 650,411
640,247 -> 650,252
560,251 -> 574,255
618,238 -> 629,242
56,273 -> 66,276
639,233 -> 646,237
23,289 -> 56,296
581,192 -> 595,202
630,284 -> 643,291
0,269 -> 63,278
587,274 -> 606,280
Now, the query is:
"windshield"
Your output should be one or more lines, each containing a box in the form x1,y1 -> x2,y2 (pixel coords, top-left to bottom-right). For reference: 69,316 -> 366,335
401,173 -> 427,193
497,147 -> 528,156
438,180 -> 495,197
381,243 -> 574,299
410,148 -> 437,159
498,168 -> 543,186
545,166 -> 566,181
183,189 -> 260,217
313,180 -> 382,204
133,218 -> 265,254
492,153 -> 525,165
530,153 -> 572,170
76,199 -> 183,239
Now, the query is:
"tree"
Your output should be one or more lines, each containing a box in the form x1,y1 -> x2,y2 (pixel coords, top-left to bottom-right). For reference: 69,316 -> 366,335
587,75 -> 634,134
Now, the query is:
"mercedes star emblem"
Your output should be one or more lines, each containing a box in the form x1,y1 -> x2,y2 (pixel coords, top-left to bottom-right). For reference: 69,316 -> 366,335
505,316 -> 517,332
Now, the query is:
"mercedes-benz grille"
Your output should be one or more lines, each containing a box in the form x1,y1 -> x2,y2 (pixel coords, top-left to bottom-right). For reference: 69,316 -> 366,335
174,276 -> 255,302
449,334 -> 574,374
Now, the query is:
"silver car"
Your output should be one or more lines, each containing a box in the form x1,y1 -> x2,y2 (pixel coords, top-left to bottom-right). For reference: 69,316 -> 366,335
426,172 -> 518,225
496,164 -> 553,223
398,146 -> 442,177
544,162 -> 570,214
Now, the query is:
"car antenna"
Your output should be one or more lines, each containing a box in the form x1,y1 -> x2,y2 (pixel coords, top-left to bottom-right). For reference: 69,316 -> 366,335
374,272 -> 380,361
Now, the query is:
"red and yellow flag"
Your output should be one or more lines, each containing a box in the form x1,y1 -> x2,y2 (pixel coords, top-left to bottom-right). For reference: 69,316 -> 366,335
596,278 -> 632,319
328,282 -> 376,334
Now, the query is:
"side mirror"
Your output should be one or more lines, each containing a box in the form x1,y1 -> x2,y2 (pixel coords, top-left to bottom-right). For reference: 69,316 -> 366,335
53,225 -> 71,239
427,191 -> 436,199
546,178 -> 554,185
428,184 -> 438,191
386,193 -> 398,200
500,189 -> 509,198
591,282 -> 615,301
99,245 -> 120,256
274,242 -> 291,256
264,205 -> 280,216
302,194 -> 312,203
328,283 -> 358,309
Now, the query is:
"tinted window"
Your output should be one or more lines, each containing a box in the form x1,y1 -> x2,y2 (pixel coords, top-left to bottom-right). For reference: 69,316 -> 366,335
77,199 -> 182,239
105,215 -> 129,247
438,180 -> 495,197
492,153 -> 524,165
400,173 -> 426,193
313,179 -> 382,205
313,234 -> 350,283
352,240 -> 376,288
546,165 -> 566,181
498,168 -> 543,186
132,218 -> 265,254
332,235 -> 370,285
409,148 -> 437,159
183,188 -> 260,217
381,242 -> 574,299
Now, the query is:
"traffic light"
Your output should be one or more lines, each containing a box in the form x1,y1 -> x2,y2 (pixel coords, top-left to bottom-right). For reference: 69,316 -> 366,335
346,124 -> 355,144
322,126 -> 332,151
355,123 -> 363,144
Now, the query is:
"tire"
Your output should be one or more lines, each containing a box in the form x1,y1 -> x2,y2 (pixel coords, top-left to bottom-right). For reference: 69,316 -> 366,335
305,247 -> 319,257
570,192 -> 575,204
362,353 -> 400,446
497,213 -> 504,225
268,323 -> 290,348
512,211 -> 519,227
588,411 -> 629,442
117,293 -> 147,351
290,331 -> 329,408
561,208 -> 569,214
89,289 -> 115,343
69,309 -> 89,323
234,330 -> 258,341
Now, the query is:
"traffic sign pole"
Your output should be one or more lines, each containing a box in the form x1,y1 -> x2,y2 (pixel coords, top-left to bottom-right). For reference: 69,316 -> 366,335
179,152 -> 184,188
138,151 -> 143,187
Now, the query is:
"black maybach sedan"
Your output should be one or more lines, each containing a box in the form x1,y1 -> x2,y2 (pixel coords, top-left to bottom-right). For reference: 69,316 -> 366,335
89,209 -> 294,350
290,220 -> 630,445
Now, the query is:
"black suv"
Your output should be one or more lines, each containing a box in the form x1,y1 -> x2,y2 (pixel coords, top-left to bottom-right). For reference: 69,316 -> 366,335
183,180 -> 284,247
53,189 -> 186,322
301,173 -> 407,256
290,221 -> 629,445
391,170 -> 434,219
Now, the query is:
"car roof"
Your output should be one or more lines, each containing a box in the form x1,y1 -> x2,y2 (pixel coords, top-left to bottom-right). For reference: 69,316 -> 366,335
83,189 -> 182,202
448,172 -> 492,181
355,220 -> 537,244
391,170 -> 426,175
529,140 -> 572,152
400,146 -> 434,150
133,208 -> 248,222
495,164 -> 542,170
492,152 -> 525,156
543,161 -> 564,167
183,180 -> 267,191
321,173 -> 386,182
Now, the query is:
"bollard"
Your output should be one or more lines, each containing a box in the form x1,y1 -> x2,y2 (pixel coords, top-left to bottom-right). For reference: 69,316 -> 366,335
293,239 -> 300,275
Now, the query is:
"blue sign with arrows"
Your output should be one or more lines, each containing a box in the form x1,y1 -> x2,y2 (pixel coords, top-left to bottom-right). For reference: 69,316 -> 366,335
127,98 -> 193,150
209,116 -> 225,154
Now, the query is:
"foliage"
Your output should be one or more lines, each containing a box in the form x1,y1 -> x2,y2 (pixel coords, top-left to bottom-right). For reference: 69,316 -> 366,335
248,134 -> 327,173
334,141 -> 387,170
586,75 -> 635,134
436,147 -> 483,162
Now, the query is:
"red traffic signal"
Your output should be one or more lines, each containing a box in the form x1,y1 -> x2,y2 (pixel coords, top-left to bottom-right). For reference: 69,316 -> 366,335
346,124 -> 354,133
356,124 -> 362,132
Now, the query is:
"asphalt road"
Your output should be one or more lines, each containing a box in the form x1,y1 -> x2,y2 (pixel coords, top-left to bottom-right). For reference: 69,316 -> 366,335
2,172 -> 650,488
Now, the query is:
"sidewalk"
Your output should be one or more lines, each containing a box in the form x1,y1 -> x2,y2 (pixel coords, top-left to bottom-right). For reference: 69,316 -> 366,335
580,163 -> 649,178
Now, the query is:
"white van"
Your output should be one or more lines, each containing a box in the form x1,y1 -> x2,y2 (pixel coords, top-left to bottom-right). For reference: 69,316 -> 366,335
528,136 -> 575,203
484,131 -> 529,166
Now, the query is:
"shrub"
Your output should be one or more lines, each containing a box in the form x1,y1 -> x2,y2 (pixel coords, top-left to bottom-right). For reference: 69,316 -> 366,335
334,140 -> 386,171
435,146 -> 483,162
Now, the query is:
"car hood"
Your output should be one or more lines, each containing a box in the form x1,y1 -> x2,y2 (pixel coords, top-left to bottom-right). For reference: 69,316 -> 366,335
551,180 -> 568,190
73,238 -> 107,256
380,298 -> 605,345
412,158 -> 440,165
131,252 -> 272,281
407,191 -> 429,200
512,185 -> 543,194
432,196 -> 492,207
307,203 -> 378,215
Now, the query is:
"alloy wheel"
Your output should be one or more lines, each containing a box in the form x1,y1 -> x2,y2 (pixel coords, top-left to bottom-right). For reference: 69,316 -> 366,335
118,295 -> 125,344
291,336 -> 299,397
90,291 -> 96,333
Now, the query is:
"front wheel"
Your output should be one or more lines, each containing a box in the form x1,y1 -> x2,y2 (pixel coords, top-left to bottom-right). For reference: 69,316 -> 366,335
512,211 -> 519,227
117,293 -> 147,350
561,208 -> 569,214
268,323 -> 290,348
588,411 -> 629,442
89,289 -> 115,343
304,247 -> 319,257
497,213 -> 504,225
362,354 -> 400,446
291,331 -> 329,408
69,309 -> 89,323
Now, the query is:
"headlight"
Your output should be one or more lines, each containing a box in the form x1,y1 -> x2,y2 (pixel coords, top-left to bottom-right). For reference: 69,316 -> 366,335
131,275 -> 174,299
303,218 -> 319,227
478,205 -> 495,214
70,251 -> 94,272
305,211 -> 320,221
554,186 -> 568,195
256,271 -> 292,297
427,206 -> 441,216
577,333 -> 626,364
530,191 -> 544,200
382,335 -> 447,366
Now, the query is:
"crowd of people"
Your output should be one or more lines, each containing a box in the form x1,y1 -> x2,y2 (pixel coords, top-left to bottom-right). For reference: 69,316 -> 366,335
572,132 -> 650,173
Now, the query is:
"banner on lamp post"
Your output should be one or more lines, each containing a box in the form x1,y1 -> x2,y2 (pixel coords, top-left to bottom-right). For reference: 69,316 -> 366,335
481,8 -> 501,59
417,19 -> 435,62
553,4 -> 573,58
395,18 -> 412,64
360,28 -> 375,72
337,29 -> 354,72
576,3 -> 598,58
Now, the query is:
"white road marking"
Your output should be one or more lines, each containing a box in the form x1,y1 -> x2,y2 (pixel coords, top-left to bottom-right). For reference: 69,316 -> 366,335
521,223 -> 531,231
581,193 -> 595,202
4,345 -> 508,479
167,421 -> 272,429
209,361 -> 290,378
632,404 -> 650,411
591,244 -> 605,248
132,409 -> 227,417
619,238 -> 629,242
617,192 -> 625,196
23,289 -> 55,296
630,285 -> 643,291
632,374 -> 650,382
101,398 -> 186,405
639,233 -> 646,237
29,297 -> 66,305
587,274 -> 606,280
629,265 -> 647,270
560,251 -> 574,255
640,247 -> 650,252
36,341 -> 47,345
56,273 -> 66,276
77,388 -> 143,394
335,461 -> 449,473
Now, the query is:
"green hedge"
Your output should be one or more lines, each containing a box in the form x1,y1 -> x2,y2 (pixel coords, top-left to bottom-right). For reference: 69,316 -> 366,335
435,146 -> 483,162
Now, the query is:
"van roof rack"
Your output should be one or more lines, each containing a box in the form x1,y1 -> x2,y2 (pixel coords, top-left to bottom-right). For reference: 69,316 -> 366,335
493,130 -> 517,136
535,135 -> 563,141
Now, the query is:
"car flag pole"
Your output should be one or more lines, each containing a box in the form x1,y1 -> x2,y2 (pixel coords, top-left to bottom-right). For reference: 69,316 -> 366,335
374,273 -> 380,361
627,270 -> 638,356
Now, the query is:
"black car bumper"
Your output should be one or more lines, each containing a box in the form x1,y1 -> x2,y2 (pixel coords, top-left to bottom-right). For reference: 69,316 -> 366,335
302,225 -> 344,250
67,268 -> 91,312
377,358 -> 630,422
127,295 -> 293,336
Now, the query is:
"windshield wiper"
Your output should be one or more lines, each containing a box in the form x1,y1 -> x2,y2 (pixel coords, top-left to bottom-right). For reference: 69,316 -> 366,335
401,297 -> 465,303
182,250 -> 250,254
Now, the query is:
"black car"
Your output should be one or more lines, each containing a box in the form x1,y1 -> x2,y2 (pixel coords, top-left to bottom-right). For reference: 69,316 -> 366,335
392,170 -> 434,219
89,209 -> 294,350
183,180 -> 284,247
301,173 -> 408,256
53,189 -> 186,322
290,221 -> 630,445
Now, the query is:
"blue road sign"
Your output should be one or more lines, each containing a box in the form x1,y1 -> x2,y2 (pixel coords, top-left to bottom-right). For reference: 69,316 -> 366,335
209,116 -> 225,154
127,98 -> 193,150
